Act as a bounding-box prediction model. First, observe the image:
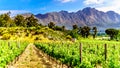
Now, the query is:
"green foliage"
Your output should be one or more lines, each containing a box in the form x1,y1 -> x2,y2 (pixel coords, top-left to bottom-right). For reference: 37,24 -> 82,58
25,14 -> 39,27
72,24 -> 78,30
66,35 -> 72,40
48,22 -> 55,29
54,26 -> 62,31
0,13 -> 13,27
0,13 -> 40,27
105,28 -> 119,40
2,33 -> 11,40
14,15 -> 25,26
62,26 -> 65,31
69,29 -> 79,39
80,26 -> 91,38
92,27 -> 97,39
0,40 -> 28,67
35,40 -> 120,68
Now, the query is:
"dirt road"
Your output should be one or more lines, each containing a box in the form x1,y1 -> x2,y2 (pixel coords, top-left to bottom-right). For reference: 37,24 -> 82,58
7,44 -> 67,68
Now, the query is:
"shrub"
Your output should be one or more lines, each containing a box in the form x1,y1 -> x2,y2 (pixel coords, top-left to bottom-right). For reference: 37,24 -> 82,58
34,36 -> 42,40
2,33 -> 11,40
66,35 -> 72,40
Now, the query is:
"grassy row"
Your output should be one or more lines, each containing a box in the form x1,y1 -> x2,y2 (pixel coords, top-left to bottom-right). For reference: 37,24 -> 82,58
0,40 -> 28,68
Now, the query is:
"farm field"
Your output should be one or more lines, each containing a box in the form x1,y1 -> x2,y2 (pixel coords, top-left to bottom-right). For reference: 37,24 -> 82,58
35,39 -> 120,68
0,27 -> 120,68
0,1 -> 120,67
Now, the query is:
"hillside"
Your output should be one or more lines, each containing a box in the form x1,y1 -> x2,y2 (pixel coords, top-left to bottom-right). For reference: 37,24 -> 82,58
35,7 -> 120,29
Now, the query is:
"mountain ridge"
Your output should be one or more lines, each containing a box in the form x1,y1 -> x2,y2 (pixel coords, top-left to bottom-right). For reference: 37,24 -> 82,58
34,7 -> 120,29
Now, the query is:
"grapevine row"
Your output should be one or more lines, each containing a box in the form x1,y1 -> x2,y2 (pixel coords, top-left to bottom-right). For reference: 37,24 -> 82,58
35,41 -> 120,68
0,40 -> 28,68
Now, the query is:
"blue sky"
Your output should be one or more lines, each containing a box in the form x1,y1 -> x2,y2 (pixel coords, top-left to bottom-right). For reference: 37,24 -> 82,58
0,0 -> 120,16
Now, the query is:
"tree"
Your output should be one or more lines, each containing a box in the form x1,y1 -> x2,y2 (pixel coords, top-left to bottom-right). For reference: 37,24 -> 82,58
80,26 -> 91,38
54,26 -> 62,31
62,26 -> 65,31
14,15 -> 25,26
25,14 -> 38,27
73,24 -> 78,30
0,13 -> 13,27
105,28 -> 119,40
48,22 -> 55,29
69,29 -> 79,39
92,27 -> 97,39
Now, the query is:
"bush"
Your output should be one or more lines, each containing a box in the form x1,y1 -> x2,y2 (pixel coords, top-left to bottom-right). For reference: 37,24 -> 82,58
69,30 -> 79,39
34,36 -> 42,40
66,35 -> 72,40
2,33 -> 11,40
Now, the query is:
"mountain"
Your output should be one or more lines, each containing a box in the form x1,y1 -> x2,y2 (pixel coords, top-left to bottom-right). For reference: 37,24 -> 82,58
35,7 -> 120,29
21,13 -> 33,18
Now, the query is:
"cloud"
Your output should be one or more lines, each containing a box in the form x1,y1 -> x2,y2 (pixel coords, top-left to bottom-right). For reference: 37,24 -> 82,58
84,0 -> 104,5
83,0 -> 120,14
57,0 -> 75,3
0,10 -> 30,16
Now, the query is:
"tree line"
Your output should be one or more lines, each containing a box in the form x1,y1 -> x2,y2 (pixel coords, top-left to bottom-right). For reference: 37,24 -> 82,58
48,22 -> 120,40
47,22 -> 97,39
0,12 -> 39,27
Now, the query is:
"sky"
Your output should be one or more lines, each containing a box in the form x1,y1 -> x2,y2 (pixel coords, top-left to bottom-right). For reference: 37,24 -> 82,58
0,0 -> 120,16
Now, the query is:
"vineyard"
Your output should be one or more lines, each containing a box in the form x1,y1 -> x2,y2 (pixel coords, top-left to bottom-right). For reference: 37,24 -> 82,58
0,40 -> 28,68
0,27 -> 120,68
0,38 -> 120,68
35,40 -> 120,68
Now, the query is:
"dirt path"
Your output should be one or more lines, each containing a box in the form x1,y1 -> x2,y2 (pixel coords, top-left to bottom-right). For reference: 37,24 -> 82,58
7,44 -> 67,68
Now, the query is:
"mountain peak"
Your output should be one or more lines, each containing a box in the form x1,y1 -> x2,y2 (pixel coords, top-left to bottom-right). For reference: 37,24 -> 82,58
82,7 -> 96,11
107,11 -> 117,14
35,7 -> 120,29
82,7 -> 98,15
59,10 -> 68,13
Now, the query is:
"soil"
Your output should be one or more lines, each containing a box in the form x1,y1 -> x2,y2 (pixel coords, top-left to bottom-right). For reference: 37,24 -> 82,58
7,44 -> 67,68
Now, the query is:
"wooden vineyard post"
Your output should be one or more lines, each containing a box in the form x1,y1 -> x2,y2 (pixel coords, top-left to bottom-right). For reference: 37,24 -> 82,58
48,44 -> 50,61
0,42 -> 1,46
97,45 -> 99,50
113,45 -> 115,49
67,44 -> 70,68
8,41 -> 10,47
17,41 -> 20,48
104,44 -> 107,61
80,43 -> 82,63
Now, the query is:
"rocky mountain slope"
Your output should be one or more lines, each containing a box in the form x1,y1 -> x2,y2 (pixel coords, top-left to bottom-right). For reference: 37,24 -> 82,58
35,7 -> 120,29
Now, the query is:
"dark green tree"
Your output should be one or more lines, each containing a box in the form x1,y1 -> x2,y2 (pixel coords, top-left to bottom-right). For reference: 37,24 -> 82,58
14,15 -> 25,26
54,26 -> 62,31
69,29 -> 79,39
92,27 -> 97,39
25,14 -> 38,27
62,26 -> 65,31
48,22 -> 55,29
81,26 -> 91,38
73,24 -> 78,30
0,13 -> 13,27
105,28 -> 119,40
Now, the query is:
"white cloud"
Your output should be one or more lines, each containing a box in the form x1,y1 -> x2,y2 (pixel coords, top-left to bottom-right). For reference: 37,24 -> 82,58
0,10 -> 30,16
57,0 -> 75,3
84,0 -> 104,5
83,0 -> 120,14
